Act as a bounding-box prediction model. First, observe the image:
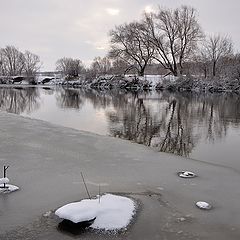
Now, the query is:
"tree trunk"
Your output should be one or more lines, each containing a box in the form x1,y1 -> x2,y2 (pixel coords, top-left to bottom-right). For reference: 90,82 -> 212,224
204,67 -> 207,78
138,68 -> 145,77
172,69 -> 178,77
212,61 -> 216,77
179,67 -> 183,75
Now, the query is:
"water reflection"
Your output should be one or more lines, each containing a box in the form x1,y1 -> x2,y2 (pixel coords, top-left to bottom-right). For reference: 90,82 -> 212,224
56,88 -> 84,109
0,87 -> 40,114
106,93 -> 197,156
99,90 -> 240,157
0,86 -> 240,159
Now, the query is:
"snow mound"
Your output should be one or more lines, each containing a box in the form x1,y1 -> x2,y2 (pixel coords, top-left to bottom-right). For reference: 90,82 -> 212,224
0,184 -> 19,193
178,171 -> 197,178
55,194 -> 136,231
196,201 -> 212,210
0,177 -> 9,184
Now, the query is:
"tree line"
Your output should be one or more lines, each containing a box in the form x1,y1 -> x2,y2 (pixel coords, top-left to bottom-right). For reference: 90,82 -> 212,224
56,5 -> 239,81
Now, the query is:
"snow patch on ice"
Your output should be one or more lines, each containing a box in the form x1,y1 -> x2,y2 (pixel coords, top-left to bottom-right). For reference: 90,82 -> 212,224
0,177 -> 9,184
0,184 -> 19,193
178,171 -> 196,178
55,194 -> 136,230
196,201 -> 212,210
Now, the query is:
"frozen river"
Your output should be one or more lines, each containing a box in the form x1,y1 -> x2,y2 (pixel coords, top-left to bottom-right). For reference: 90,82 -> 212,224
1,86 -> 240,239
0,85 -> 240,171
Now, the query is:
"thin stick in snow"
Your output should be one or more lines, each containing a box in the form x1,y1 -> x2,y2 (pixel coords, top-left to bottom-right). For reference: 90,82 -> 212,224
98,184 -> 101,204
3,166 -> 9,189
80,172 -> 91,199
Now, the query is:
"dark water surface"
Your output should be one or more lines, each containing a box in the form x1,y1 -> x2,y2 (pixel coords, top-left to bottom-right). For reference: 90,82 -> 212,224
1,86 -> 240,170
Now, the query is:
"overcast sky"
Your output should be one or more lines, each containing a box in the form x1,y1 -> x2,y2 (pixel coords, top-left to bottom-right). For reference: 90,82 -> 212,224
1,0 -> 239,70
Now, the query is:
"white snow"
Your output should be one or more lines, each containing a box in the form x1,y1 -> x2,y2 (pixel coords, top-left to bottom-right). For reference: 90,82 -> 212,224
0,177 -> 9,184
196,201 -> 212,210
143,74 -> 178,87
0,184 -> 19,193
43,211 -> 52,217
178,171 -> 196,178
55,194 -> 136,230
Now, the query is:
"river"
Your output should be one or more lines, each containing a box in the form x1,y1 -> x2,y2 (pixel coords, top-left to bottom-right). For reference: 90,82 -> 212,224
0,85 -> 240,171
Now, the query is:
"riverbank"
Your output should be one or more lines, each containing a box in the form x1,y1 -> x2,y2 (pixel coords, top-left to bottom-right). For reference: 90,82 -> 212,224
1,74 -> 240,93
0,112 -> 240,239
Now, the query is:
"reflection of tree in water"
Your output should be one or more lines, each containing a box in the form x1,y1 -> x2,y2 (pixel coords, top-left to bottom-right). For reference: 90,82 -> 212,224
106,91 -> 240,157
27,86 -> 239,158
157,100 -> 194,156
55,88 -> 130,111
107,96 -> 161,147
42,87 -> 55,95
0,87 -> 40,114
2,86 -> 239,158
106,92 -> 195,157
80,89 -> 112,109
56,88 -> 84,109
203,93 -> 240,142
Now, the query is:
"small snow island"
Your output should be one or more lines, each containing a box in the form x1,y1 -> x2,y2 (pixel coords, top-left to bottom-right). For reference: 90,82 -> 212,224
55,194 -> 136,231
0,177 -> 19,194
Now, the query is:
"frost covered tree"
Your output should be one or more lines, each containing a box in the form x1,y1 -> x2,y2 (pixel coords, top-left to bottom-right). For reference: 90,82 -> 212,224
144,5 -> 203,76
56,57 -> 85,79
203,34 -> 233,77
109,21 -> 154,76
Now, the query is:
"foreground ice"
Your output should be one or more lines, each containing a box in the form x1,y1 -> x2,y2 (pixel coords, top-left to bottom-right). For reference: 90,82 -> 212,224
55,194 -> 136,230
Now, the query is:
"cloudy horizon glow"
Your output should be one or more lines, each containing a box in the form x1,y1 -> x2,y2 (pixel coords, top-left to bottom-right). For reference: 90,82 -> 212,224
1,0 -> 239,71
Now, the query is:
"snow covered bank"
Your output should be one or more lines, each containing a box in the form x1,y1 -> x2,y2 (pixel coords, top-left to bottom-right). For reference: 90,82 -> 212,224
55,194 -> 136,231
155,77 -> 240,93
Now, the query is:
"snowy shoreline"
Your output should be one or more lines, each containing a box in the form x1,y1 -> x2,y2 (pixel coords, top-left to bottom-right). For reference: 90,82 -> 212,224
1,74 -> 240,93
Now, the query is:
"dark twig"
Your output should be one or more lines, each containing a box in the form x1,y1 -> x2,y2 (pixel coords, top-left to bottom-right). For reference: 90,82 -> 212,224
3,165 -> 9,189
80,172 -> 91,199
98,184 -> 101,204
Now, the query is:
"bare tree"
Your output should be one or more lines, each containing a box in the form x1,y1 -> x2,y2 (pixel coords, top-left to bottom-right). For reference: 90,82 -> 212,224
229,54 -> 240,80
56,57 -> 85,79
0,46 -> 41,79
111,57 -> 129,75
194,49 -> 211,78
23,51 -> 41,76
0,50 -> 5,76
0,46 -> 25,76
109,21 -> 154,76
90,56 -> 112,77
203,34 -> 233,77
144,5 -> 203,76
